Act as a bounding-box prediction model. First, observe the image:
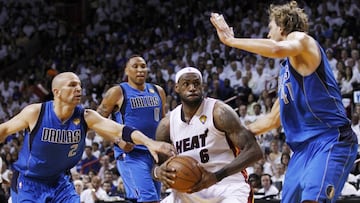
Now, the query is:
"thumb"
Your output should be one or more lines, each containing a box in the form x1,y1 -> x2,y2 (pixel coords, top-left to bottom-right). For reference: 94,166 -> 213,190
150,150 -> 159,163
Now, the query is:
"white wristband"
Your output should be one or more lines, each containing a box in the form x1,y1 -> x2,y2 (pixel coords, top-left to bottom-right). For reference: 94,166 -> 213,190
153,166 -> 159,179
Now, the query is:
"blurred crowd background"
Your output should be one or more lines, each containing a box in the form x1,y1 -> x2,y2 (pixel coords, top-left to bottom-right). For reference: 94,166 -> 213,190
0,0 -> 360,202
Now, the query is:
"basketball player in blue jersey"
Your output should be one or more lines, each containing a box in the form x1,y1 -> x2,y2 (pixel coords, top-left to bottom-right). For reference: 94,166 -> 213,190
97,55 -> 167,203
211,1 -> 358,203
0,72 -> 175,203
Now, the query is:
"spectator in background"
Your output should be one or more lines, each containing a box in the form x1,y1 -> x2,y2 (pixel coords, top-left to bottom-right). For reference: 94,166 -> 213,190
340,66 -> 356,96
268,139 -> 281,166
271,163 -> 286,192
91,142 -> 101,159
221,78 -> 236,108
247,103 -> 264,123
73,179 -> 84,196
78,146 -> 101,175
248,173 -> 262,194
257,174 -> 279,199
85,131 -> 103,148
102,169 -> 119,196
80,175 -> 108,203
238,104 -> 250,126
97,155 -> 114,180
351,113 -> 360,153
280,152 -> 291,169
237,75 -> 253,105
326,48 -> 338,72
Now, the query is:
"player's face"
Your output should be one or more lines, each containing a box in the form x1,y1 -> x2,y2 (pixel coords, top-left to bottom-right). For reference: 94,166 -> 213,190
125,57 -> 148,87
57,75 -> 82,105
176,73 -> 203,106
267,19 -> 283,41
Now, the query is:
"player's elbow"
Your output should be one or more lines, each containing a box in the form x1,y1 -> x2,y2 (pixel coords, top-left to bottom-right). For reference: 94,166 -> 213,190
242,133 -> 264,161
249,142 -> 264,161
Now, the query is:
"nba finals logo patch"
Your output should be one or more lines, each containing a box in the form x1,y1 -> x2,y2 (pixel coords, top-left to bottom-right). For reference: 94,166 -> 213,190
73,118 -> 80,125
199,115 -> 207,124
149,88 -> 155,93
326,185 -> 335,199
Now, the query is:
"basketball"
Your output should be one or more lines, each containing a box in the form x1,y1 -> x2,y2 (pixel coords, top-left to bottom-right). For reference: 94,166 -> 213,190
166,155 -> 202,192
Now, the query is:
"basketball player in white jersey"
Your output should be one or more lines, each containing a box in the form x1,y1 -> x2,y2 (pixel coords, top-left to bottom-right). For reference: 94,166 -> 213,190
153,67 -> 263,203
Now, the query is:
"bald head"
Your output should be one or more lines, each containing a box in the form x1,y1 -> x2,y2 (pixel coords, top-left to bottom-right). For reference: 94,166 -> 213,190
52,72 -> 79,91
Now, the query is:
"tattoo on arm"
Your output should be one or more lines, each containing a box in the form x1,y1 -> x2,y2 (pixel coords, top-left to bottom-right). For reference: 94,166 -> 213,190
214,102 -> 243,136
97,104 -> 109,117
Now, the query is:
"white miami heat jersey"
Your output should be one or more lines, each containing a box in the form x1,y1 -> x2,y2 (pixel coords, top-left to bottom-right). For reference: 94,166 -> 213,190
165,98 -> 250,203
169,98 -> 245,181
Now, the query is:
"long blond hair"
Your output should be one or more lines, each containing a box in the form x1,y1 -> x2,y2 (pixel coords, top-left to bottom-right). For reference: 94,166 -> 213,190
269,1 -> 309,35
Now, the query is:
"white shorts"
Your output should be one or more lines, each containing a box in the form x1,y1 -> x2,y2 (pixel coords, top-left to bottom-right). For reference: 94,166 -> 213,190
161,177 -> 250,203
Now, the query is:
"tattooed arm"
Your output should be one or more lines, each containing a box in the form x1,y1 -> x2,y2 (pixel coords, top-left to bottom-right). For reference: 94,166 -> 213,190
189,101 -> 263,193
97,86 -> 123,118
97,85 -> 134,152
212,101 -> 263,180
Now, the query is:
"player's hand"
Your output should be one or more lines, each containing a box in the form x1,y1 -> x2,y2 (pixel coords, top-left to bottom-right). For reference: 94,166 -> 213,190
156,157 -> 177,189
186,164 -> 217,193
147,140 -> 177,163
210,13 -> 234,45
117,139 -> 135,152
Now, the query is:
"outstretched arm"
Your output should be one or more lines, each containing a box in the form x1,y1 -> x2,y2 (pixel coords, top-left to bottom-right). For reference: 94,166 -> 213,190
85,109 -> 175,162
247,98 -> 281,135
210,13 -> 304,58
190,101 -> 263,193
0,104 -> 41,142
210,13 -> 321,75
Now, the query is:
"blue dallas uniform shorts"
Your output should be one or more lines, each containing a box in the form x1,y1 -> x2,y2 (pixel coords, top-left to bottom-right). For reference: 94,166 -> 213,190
116,149 -> 161,202
283,125 -> 358,203
10,171 -> 79,203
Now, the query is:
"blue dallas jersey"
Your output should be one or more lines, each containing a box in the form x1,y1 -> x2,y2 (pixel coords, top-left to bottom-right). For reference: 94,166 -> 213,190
278,45 -> 350,144
13,101 -> 87,181
113,83 -> 162,153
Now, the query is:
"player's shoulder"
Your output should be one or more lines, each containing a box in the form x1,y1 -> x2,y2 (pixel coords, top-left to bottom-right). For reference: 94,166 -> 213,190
212,99 -> 239,119
23,103 -> 42,114
288,31 -> 316,47
212,98 -> 231,110
103,85 -> 123,99
152,83 -> 165,92
287,31 -> 309,40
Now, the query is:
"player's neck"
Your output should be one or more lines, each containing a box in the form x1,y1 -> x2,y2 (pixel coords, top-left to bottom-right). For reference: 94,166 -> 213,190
181,101 -> 202,123
128,82 -> 145,91
53,101 -> 75,122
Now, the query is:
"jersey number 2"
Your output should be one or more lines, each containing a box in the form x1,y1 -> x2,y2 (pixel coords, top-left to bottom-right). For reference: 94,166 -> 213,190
68,144 -> 78,157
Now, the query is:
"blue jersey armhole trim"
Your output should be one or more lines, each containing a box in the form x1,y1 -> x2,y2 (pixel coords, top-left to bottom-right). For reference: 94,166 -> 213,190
29,102 -> 46,151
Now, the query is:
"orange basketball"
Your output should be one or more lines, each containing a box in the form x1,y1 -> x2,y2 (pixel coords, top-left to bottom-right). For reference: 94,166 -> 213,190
166,155 -> 202,192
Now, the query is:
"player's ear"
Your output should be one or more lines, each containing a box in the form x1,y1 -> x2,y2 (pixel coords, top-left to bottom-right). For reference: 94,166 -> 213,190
124,66 -> 129,76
